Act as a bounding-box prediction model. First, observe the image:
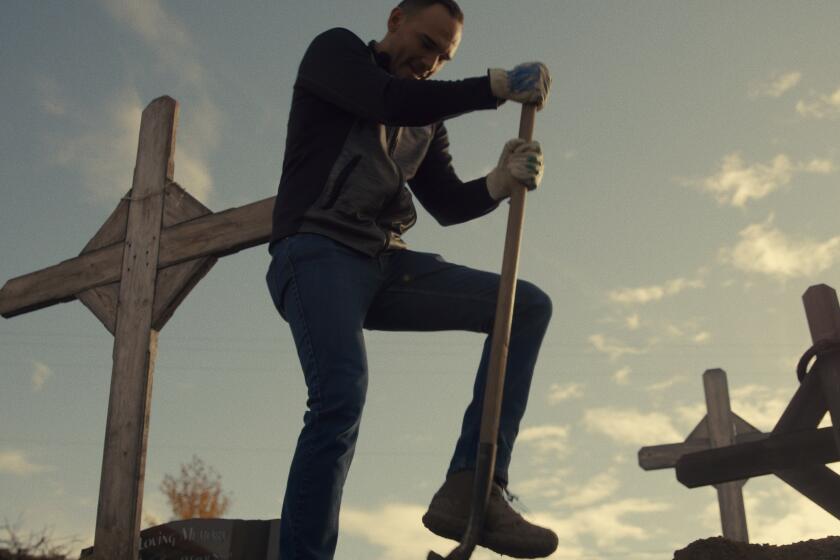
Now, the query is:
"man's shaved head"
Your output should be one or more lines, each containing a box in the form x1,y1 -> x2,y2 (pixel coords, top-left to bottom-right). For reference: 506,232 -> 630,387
397,0 -> 463,23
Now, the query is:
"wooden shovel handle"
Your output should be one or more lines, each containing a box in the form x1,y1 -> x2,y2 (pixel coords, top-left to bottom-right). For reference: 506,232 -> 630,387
479,103 -> 537,444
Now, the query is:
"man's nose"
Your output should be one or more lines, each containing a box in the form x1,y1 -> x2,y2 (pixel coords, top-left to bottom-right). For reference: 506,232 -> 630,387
420,54 -> 440,71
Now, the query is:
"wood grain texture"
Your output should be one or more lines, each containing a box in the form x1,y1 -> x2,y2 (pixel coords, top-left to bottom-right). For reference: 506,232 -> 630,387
77,197 -> 131,333
92,96 -> 175,560
151,182 -> 217,330
703,369 -> 749,542
0,196 -> 272,319
803,284 -> 840,344
676,426 -> 840,487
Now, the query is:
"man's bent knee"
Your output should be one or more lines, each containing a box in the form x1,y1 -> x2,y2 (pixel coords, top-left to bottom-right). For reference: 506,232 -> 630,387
515,280 -> 553,326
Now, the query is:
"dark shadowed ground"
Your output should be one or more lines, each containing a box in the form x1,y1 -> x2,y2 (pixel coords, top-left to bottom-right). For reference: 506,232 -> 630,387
674,536 -> 840,560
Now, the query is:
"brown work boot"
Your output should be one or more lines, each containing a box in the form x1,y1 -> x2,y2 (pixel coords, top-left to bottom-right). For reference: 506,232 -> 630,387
422,470 -> 558,558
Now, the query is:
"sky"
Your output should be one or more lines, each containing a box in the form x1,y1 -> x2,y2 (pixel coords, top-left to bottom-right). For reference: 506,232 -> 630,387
2,1 -> 840,558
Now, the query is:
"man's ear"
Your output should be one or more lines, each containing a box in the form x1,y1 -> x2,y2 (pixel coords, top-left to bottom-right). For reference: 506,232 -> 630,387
387,7 -> 405,33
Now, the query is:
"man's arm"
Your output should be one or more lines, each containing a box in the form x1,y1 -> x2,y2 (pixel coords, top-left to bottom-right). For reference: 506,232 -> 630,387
408,123 -> 500,226
296,28 -> 500,127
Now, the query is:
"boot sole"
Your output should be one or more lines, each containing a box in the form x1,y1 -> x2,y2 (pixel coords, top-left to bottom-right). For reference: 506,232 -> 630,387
422,511 -> 557,559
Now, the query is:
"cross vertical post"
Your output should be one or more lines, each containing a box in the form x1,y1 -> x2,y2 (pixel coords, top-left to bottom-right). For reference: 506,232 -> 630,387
639,369 -> 761,543
703,369 -> 748,542
92,97 -> 177,560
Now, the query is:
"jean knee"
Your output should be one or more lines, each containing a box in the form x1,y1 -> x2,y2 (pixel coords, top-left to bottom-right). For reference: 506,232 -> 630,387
516,280 -> 553,326
319,378 -> 367,429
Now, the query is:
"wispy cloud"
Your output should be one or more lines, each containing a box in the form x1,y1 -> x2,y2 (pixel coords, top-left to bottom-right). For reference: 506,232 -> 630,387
645,375 -> 686,393
518,424 -> 572,461
0,450 -> 54,476
608,277 -> 704,305
568,498 -> 671,549
689,153 -> 834,207
749,71 -> 801,98
31,361 -> 53,391
547,383 -> 584,404
98,0 -> 197,79
675,384 -> 789,433
341,503 -> 501,560
796,85 -> 840,119
748,485 -> 840,545
720,215 -> 840,280
583,407 -> 683,445
613,367 -> 631,385
589,334 -> 647,361
343,497 -> 670,559
555,468 -> 621,508
98,0 -> 219,201
41,1 -> 217,205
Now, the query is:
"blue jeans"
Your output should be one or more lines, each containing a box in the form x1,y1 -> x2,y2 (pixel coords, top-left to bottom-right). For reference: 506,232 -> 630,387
266,233 -> 552,560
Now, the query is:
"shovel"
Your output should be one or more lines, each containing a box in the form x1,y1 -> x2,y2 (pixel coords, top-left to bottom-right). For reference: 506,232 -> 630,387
427,103 -> 538,560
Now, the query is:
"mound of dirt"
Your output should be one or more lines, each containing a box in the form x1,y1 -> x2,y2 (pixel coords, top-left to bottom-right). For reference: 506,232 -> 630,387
673,536 -> 840,560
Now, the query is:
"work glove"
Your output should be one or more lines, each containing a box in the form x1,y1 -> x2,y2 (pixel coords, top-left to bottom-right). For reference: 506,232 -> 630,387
486,139 -> 544,201
488,62 -> 551,110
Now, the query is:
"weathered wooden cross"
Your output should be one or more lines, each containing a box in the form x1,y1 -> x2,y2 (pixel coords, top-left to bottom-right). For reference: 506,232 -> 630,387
638,369 -> 765,542
640,284 -> 840,542
0,96 -> 277,559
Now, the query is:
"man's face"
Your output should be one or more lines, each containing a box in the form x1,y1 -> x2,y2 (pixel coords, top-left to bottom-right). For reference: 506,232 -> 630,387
384,4 -> 462,80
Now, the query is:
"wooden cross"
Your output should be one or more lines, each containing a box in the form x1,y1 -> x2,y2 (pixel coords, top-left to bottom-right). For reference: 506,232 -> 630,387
0,96 -> 277,560
675,284 -> 840,520
638,368 -> 765,542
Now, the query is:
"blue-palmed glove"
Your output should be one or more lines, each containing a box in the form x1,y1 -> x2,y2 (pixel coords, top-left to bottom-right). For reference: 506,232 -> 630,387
486,138 -> 544,201
488,62 -> 551,110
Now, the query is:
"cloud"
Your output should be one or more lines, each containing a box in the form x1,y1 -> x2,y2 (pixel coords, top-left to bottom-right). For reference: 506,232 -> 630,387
608,277 -> 704,305
796,85 -> 840,119
583,408 -> 683,445
547,383 -> 584,404
343,497 -> 670,559
749,71 -> 802,98
645,375 -> 686,393
569,498 -> 671,549
728,385 -> 790,431
748,485 -> 840,545
99,0 -> 196,77
518,425 -> 572,460
0,450 -> 53,476
589,334 -> 647,362
625,314 -> 641,330
691,153 -> 834,207
44,0 -> 219,204
49,88 -> 144,202
720,215 -> 840,280
341,503 -> 502,560
31,361 -> 53,391
676,384 -> 788,433
692,331 -> 711,343
613,367 -> 631,385
555,468 -> 621,508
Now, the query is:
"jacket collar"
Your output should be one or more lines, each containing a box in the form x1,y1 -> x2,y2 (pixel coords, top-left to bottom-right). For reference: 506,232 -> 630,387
368,41 -> 393,74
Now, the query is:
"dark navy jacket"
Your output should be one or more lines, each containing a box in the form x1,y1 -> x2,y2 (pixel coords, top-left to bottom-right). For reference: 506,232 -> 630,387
270,27 -> 503,255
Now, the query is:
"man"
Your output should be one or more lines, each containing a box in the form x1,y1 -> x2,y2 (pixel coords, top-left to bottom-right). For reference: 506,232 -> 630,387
266,1 -> 556,558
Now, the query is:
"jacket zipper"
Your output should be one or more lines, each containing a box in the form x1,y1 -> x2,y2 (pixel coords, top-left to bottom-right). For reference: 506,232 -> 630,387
381,126 -> 403,253
322,155 -> 361,209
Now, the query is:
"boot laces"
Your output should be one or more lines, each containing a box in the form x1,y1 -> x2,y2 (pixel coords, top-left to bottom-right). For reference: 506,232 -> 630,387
502,487 -> 531,516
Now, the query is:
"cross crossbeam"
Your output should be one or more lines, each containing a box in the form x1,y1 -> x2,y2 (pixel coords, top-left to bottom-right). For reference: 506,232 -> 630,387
0,195 -> 272,320
671,284 -> 840,522
639,369 -> 758,542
